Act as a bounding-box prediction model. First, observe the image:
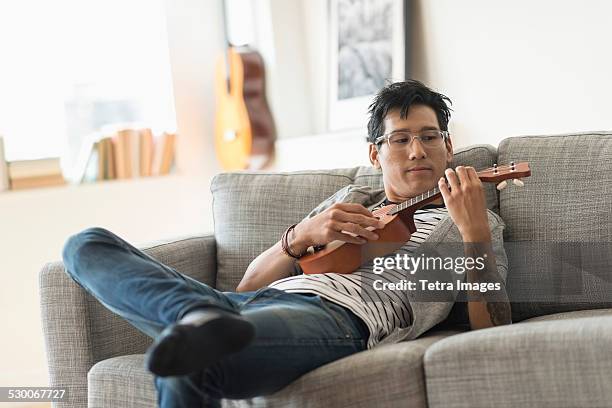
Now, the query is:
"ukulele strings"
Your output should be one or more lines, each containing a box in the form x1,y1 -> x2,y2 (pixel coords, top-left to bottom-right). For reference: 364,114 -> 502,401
387,163 -> 517,216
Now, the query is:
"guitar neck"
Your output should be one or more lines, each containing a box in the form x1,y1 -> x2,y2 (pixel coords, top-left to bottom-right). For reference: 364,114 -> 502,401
220,0 -> 232,93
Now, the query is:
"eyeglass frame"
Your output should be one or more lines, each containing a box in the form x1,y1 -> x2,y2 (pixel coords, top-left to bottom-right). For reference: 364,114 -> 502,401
373,129 -> 450,150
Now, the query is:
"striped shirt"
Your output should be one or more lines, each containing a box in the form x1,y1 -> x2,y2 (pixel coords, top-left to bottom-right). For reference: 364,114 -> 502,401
267,200 -> 448,349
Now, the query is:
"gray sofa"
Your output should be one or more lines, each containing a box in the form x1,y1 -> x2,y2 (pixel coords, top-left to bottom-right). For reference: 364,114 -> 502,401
40,132 -> 612,407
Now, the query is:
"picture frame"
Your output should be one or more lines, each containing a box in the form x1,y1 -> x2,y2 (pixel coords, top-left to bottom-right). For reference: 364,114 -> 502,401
327,0 -> 408,132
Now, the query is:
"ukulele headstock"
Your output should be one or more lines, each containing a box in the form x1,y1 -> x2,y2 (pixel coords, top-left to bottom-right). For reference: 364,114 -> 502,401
477,161 -> 531,187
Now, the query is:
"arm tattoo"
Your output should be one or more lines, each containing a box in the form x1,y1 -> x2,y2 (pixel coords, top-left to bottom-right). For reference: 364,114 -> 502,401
464,242 -> 512,327
486,301 -> 512,326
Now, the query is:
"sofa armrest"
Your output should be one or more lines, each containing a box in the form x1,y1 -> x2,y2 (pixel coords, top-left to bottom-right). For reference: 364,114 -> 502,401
39,234 -> 217,408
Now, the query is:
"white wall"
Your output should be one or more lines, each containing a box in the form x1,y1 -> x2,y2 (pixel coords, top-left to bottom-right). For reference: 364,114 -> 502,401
163,0 -> 223,177
410,0 -> 612,148
257,0 -> 612,150
253,0 -> 315,139
269,0 -> 612,160
247,0 -> 331,139
301,0 -> 331,135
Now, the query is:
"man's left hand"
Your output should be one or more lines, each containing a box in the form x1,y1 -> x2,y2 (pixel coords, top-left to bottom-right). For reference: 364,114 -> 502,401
438,166 -> 491,243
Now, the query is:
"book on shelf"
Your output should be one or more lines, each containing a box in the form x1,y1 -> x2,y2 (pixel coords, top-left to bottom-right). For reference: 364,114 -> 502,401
0,136 -> 9,192
98,138 -> 106,181
152,132 -> 176,176
6,156 -> 66,190
129,128 -> 141,178
113,129 -> 134,179
7,157 -> 62,179
67,128 -> 177,185
103,137 -> 116,180
161,132 -> 177,175
10,173 -> 66,190
140,128 -> 154,177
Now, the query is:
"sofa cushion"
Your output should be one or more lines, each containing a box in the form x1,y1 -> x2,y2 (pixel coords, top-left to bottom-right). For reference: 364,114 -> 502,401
424,310 -> 612,408
520,307 -> 612,322
497,132 -> 612,321
88,330 -> 463,408
89,355 -> 157,408
211,144 -> 498,291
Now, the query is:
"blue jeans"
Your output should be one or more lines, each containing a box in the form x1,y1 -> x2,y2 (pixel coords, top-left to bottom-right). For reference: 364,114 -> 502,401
62,227 -> 369,408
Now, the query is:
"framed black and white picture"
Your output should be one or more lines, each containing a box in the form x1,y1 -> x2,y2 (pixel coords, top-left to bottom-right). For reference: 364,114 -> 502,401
328,0 -> 407,131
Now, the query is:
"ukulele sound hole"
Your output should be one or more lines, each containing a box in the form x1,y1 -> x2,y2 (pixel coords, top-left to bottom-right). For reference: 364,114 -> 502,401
223,130 -> 237,141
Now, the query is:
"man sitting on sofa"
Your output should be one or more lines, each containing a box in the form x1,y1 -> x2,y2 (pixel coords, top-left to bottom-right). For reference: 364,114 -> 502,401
62,79 -> 511,408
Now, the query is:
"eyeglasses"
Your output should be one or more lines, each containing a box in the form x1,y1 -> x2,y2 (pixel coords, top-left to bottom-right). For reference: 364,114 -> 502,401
374,129 -> 449,152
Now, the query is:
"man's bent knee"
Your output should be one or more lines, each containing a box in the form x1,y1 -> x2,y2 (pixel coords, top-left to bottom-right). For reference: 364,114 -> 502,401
62,227 -> 117,274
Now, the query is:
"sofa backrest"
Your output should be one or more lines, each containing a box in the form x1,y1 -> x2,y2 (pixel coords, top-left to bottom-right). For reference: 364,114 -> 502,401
211,144 -> 498,291
498,132 -> 612,321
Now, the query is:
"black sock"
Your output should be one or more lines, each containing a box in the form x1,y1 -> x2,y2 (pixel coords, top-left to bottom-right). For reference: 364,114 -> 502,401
146,307 -> 256,377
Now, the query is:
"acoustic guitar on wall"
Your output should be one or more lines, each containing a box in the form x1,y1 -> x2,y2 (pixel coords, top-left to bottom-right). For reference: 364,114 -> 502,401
298,162 -> 531,275
214,1 -> 276,170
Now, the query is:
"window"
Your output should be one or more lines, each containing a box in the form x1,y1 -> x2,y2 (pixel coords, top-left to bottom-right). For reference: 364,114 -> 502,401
0,0 -> 176,173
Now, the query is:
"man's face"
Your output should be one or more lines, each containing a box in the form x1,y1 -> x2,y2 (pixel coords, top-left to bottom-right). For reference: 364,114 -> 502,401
369,105 -> 453,202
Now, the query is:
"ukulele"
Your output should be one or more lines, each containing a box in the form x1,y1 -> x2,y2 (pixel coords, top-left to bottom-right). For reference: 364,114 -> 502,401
214,1 -> 276,170
298,162 -> 531,275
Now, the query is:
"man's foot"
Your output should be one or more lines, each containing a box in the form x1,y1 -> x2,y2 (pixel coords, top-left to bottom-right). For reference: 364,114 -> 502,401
145,308 -> 256,377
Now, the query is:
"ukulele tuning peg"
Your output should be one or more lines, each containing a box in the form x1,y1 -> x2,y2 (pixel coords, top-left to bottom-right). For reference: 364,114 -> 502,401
496,180 -> 508,191
513,178 -> 524,187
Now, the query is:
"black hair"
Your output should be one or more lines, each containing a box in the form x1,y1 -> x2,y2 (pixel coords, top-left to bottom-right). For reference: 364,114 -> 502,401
367,79 -> 453,145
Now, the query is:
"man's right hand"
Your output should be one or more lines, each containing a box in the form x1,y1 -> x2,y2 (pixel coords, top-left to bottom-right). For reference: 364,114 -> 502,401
290,203 -> 385,254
